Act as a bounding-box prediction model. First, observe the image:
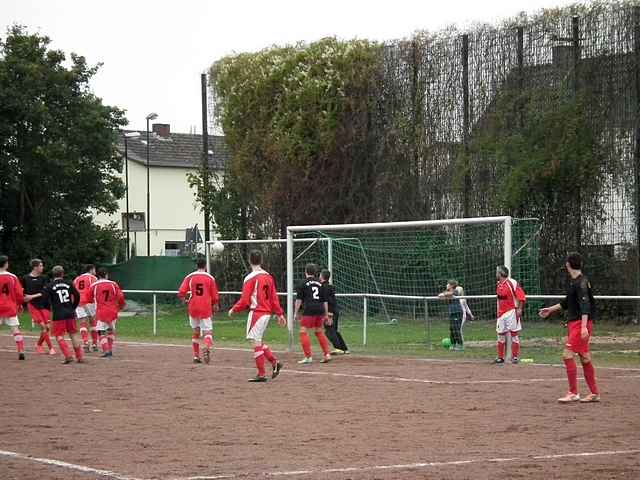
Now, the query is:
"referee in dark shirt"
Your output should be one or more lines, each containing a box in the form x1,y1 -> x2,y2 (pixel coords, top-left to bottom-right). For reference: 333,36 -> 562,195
539,253 -> 600,403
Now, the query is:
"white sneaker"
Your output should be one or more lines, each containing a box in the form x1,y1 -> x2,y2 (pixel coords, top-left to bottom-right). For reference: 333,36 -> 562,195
297,357 -> 312,365
320,354 -> 332,363
558,392 -> 581,403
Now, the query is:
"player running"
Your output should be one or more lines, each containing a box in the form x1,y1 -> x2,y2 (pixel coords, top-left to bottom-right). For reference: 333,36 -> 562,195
539,253 -> 600,403
73,264 -> 98,352
88,268 -> 125,358
22,258 -> 55,355
44,266 -> 84,364
178,257 -> 220,364
0,255 -> 26,360
228,250 -> 285,382
295,263 -> 332,365
495,266 -> 526,364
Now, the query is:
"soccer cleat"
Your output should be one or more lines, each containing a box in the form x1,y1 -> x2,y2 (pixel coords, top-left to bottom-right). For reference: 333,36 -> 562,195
62,357 -> 74,365
248,376 -> 268,383
558,392 -> 581,403
101,352 -> 113,359
493,358 -> 505,364
203,348 -> 211,365
92,344 -> 99,352
83,344 -> 90,353
193,357 -> 202,364
511,357 -> 519,364
35,345 -> 45,354
331,348 -> 344,355
49,348 -> 57,355
272,361 -> 283,379
18,353 -> 25,361
297,357 -> 313,365
579,393 -> 600,403
320,354 -> 332,364
343,350 -> 350,355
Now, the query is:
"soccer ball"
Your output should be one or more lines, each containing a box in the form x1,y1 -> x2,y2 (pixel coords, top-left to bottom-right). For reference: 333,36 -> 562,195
441,338 -> 452,349
211,241 -> 225,255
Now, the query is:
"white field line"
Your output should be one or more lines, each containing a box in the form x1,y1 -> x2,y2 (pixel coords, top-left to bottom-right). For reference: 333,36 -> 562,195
5,333 -> 640,372
173,448 -> 640,479
0,449 -> 142,480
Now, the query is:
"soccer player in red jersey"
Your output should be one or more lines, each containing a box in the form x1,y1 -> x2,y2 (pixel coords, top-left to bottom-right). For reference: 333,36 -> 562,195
229,250 -> 285,382
495,265 -> 526,364
88,268 -> 125,358
539,253 -> 600,403
295,263 -> 331,365
22,258 -> 55,355
44,266 -> 84,364
73,264 -> 98,352
178,257 -> 220,364
0,255 -> 26,360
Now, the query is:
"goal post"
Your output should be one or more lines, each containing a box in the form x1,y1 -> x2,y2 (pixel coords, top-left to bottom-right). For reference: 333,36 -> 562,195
286,216 -> 535,351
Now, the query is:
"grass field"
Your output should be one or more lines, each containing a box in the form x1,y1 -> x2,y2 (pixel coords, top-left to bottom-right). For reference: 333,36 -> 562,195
8,306 -> 638,367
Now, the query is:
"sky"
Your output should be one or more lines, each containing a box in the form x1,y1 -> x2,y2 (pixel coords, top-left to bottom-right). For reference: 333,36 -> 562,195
3,0 -> 579,134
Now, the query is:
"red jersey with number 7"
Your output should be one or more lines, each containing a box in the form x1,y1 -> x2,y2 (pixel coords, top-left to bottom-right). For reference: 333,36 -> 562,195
88,279 -> 125,321
73,273 -> 97,306
177,271 -> 219,319
230,269 -> 283,317
0,272 -> 24,317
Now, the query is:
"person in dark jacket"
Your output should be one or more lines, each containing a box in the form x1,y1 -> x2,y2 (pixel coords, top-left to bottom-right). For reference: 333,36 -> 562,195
320,269 -> 349,355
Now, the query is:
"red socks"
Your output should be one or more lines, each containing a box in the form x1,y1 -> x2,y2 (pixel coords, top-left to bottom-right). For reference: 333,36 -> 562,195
315,331 -> 330,356
262,345 -> 277,364
582,361 -> 599,395
80,322 -> 89,344
99,334 -> 109,353
107,333 -> 114,350
90,330 -> 98,346
299,331 -> 312,357
563,358 -> 578,394
37,331 -> 52,349
192,333 -> 200,358
73,345 -> 84,362
13,331 -> 24,353
203,333 -> 213,349
254,346 -> 266,376
56,336 -> 72,358
510,332 -> 520,359
496,336 -> 506,360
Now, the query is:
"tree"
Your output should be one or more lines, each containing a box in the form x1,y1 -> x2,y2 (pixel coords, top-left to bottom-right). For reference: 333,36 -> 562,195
0,26 -> 126,275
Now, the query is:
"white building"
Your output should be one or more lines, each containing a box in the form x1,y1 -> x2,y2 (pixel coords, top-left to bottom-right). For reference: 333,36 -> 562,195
95,123 -> 229,257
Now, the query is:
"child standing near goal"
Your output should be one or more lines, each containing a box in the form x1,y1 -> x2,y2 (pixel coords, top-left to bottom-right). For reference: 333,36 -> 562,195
229,250 -> 285,382
178,257 -> 219,364
88,268 -> 125,358
295,263 -> 332,364
438,279 -> 473,351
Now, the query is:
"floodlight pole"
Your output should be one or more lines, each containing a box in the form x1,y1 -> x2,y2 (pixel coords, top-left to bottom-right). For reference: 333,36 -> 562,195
145,112 -> 158,256
124,136 -> 131,261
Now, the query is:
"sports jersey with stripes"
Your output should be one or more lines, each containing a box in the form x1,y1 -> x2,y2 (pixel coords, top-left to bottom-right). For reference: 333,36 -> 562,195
230,269 -> 283,317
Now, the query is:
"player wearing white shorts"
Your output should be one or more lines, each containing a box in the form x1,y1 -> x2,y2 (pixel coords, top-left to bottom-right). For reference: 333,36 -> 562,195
0,255 -> 26,360
229,250 -> 286,382
177,257 -> 219,364
494,266 -> 526,364
73,265 -> 98,352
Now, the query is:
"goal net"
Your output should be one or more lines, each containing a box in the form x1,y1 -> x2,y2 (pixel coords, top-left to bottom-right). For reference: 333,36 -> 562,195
285,217 -> 542,350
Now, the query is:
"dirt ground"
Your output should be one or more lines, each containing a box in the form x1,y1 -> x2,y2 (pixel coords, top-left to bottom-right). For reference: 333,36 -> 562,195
1,335 -> 639,480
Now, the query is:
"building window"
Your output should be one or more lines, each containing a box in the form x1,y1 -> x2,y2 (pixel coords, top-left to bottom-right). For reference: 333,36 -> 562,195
165,241 -> 185,257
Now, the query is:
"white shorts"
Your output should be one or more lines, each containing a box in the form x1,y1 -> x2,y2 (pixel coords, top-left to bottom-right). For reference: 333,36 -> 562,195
246,312 -> 270,342
189,317 -> 213,331
76,304 -> 96,319
0,316 -> 19,327
496,309 -> 521,334
96,320 -> 117,331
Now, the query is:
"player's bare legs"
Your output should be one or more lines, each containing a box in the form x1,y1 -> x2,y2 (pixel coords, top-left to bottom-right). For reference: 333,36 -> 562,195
191,326 -> 201,363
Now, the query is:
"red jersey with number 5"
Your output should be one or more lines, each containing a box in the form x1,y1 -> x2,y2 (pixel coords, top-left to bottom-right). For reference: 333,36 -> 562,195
0,272 -> 24,317
89,279 -> 125,321
230,269 -> 283,317
177,271 -> 219,319
73,273 -> 97,306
